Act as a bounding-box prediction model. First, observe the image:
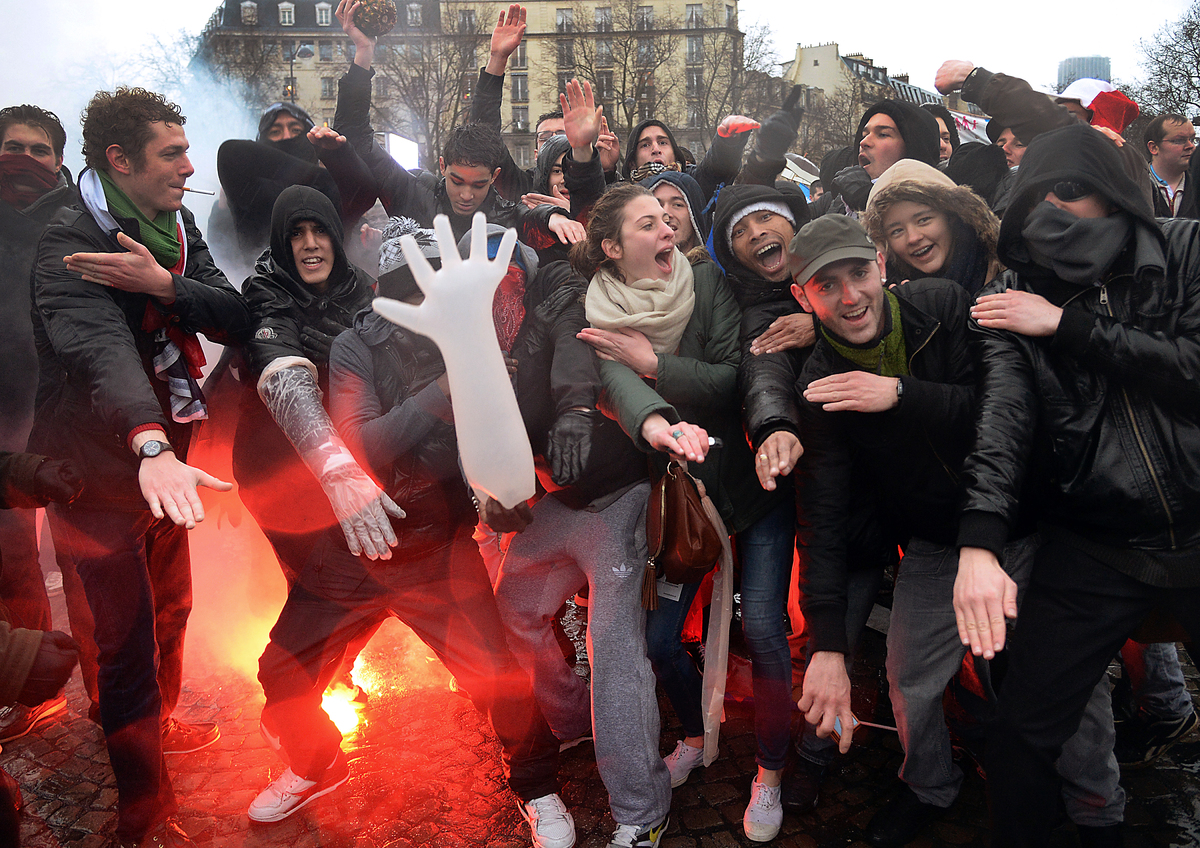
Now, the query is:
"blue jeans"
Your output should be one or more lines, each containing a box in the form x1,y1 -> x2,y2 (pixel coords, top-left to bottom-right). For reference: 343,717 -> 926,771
646,498 -> 796,771
48,503 -> 190,842
1120,641 -> 1193,721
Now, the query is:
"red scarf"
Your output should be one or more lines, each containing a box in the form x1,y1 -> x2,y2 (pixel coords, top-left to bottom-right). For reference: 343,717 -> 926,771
0,153 -> 59,209
492,264 -> 527,353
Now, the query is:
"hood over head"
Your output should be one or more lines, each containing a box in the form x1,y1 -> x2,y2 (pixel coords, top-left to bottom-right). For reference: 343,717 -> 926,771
269,184 -> 351,294
998,123 -> 1161,274
532,135 -> 573,196
920,103 -> 961,154
711,182 -> 811,297
257,102 -> 319,162
455,223 -> 540,278
622,119 -> 688,180
945,141 -> 1009,205
640,169 -> 710,242
864,159 -> 998,252
857,100 -> 941,169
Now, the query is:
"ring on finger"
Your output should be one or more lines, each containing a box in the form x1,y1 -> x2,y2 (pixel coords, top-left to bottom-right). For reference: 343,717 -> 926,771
759,454 -> 768,462
671,430 -> 684,439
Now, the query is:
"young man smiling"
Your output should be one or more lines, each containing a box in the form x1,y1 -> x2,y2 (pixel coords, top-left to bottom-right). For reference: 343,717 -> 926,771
30,87 -> 250,848
787,214 -> 1124,847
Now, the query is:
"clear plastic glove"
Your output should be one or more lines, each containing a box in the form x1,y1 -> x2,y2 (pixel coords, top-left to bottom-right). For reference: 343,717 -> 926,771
832,164 -> 873,210
33,459 -> 84,504
318,461 -> 406,560
258,362 -> 406,559
545,408 -> 597,486
17,630 -> 79,707
372,213 -> 537,508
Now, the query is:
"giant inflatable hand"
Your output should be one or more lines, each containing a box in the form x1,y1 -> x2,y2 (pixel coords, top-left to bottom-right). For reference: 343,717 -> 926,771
372,213 -> 536,508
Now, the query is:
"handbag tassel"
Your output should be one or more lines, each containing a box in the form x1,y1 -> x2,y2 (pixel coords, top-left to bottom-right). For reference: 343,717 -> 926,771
642,559 -> 659,610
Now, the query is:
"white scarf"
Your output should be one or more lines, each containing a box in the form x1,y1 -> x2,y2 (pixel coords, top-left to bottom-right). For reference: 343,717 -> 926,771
585,248 -> 695,354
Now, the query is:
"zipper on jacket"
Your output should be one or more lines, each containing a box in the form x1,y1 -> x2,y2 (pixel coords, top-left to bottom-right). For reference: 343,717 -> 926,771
905,319 -> 959,485
1100,285 -> 1177,548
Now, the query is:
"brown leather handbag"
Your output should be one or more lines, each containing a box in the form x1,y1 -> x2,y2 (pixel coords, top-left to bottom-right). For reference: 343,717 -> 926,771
642,459 -> 724,610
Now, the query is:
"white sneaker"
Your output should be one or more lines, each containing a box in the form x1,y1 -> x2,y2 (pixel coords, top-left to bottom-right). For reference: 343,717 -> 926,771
247,753 -> 349,822
663,739 -> 704,788
519,793 -> 576,848
743,778 -> 783,842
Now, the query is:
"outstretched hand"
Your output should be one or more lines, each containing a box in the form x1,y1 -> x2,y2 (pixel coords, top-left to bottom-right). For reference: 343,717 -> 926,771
596,116 -> 621,173
65,231 -> 176,302
561,78 -> 603,158
490,4 -> 526,60
308,126 -> 348,151
139,453 -> 233,529
717,115 -> 761,138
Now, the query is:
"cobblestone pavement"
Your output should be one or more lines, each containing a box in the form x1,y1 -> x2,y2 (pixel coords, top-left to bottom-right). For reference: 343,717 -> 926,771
8,540 -> 1200,848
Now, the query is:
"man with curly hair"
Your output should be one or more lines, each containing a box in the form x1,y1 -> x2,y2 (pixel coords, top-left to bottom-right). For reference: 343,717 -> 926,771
29,87 -> 250,848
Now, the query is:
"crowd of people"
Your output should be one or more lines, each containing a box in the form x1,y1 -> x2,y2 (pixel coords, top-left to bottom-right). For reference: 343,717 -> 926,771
0,2 -> 1198,847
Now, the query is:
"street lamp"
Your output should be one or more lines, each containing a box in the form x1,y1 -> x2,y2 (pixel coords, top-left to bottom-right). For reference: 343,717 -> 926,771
286,43 -> 314,103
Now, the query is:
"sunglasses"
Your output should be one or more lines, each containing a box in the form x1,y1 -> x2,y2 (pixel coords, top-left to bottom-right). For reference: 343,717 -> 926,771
1049,180 -> 1094,202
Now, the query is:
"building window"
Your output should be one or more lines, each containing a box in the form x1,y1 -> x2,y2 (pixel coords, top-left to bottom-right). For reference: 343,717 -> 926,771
725,4 -> 735,25
685,4 -> 702,27
557,72 -> 573,96
278,2 -> 295,26
321,77 -> 336,99
686,67 -> 703,97
281,40 -> 294,60
377,77 -> 391,97
636,6 -> 653,30
686,35 -> 702,64
688,104 -> 701,128
319,40 -> 334,61
557,40 -> 574,68
637,37 -> 653,65
594,7 -> 612,32
513,105 -> 529,131
315,2 -> 332,25
511,42 -> 527,69
284,76 -> 298,99
515,143 -> 532,169
240,1 -> 258,25
813,59 -> 819,66
459,9 -> 476,30
596,70 -> 614,103
406,3 -> 422,27
511,73 -> 528,102
596,39 -> 613,67
555,8 -> 574,33
461,72 -> 476,102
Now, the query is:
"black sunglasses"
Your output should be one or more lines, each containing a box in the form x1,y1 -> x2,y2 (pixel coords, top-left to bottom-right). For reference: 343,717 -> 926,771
1049,180 -> 1094,202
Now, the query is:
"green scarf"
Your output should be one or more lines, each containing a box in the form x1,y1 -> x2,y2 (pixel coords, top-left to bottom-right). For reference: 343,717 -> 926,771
822,289 -> 909,377
97,169 -> 180,269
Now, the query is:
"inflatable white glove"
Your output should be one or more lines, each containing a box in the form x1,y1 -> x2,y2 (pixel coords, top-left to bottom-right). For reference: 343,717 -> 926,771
372,213 -> 536,508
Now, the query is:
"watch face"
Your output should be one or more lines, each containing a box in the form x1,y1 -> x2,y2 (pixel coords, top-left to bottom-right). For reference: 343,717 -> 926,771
141,440 -> 164,458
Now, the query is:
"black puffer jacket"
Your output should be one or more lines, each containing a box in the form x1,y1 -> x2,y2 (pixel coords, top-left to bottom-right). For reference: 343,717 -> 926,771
29,200 -> 249,509
957,124 -> 1200,562
330,310 -> 475,560
797,279 -> 975,653
711,183 -> 812,449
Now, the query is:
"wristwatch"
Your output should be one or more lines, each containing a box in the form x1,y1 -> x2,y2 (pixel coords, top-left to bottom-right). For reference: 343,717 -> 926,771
895,378 -> 904,402
138,439 -> 174,459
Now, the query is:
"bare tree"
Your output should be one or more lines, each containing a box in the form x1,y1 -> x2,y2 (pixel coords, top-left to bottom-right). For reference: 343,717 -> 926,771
371,4 -> 494,168
1135,0 -> 1200,118
550,0 -> 683,142
193,20 -> 288,113
795,76 -> 889,166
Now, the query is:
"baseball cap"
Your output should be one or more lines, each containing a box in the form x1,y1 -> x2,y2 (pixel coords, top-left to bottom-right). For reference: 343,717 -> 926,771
787,215 -> 878,285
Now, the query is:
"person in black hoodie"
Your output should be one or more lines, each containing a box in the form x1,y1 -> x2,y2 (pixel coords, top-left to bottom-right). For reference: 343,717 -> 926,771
955,122 -> 1200,846
234,185 -> 403,576
810,101 -> 941,217
622,117 -> 750,203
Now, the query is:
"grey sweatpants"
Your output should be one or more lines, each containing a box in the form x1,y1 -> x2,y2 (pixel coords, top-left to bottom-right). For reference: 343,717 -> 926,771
495,482 -> 672,827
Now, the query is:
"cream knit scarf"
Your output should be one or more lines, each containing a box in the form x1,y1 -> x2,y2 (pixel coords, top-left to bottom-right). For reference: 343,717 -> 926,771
585,248 -> 695,354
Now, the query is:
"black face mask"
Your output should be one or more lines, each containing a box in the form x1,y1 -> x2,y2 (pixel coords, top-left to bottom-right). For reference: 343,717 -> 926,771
268,134 -> 318,164
1020,201 -> 1131,285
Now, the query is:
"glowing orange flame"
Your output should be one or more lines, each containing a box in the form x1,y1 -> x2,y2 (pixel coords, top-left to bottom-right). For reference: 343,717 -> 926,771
321,656 -> 370,734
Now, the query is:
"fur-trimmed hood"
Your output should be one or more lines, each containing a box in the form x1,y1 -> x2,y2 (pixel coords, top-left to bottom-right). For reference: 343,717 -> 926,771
863,159 -> 1000,280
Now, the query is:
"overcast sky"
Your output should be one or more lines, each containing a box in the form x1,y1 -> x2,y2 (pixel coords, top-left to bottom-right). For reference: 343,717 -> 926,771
4,0 -> 1193,174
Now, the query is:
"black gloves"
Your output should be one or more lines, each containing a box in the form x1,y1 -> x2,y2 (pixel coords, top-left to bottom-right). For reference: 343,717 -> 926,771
545,408 -> 598,487
33,459 -> 83,505
300,316 -> 349,365
754,85 -> 806,162
832,164 -> 873,210
17,631 -> 79,708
